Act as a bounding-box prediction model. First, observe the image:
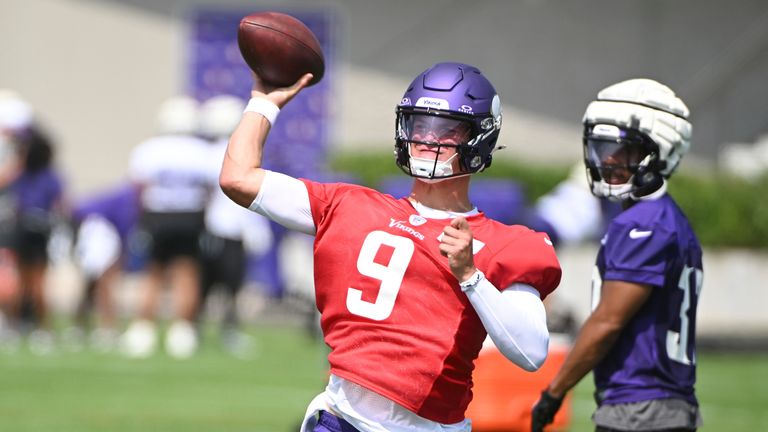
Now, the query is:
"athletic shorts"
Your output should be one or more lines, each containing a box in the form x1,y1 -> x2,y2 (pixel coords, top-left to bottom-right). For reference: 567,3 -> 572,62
14,211 -> 53,265
199,232 -> 245,294
593,398 -> 702,431
139,211 -> 204,264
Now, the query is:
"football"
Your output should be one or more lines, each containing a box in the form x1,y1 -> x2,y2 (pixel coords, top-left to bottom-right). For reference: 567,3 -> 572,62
237,11 -> 325,87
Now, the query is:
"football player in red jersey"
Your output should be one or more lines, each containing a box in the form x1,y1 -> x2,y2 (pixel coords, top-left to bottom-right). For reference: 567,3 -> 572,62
220,62 -> 562,431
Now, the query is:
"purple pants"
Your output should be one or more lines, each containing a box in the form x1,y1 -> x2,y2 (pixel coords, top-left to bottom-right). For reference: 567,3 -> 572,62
313,411 -> 359,432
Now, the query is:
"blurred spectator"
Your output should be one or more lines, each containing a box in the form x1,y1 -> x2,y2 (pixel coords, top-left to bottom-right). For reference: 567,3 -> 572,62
197,94 -> 273,357
0,90 -> 26,185
718,137 -> 768,181
0,90 -> 26,351
1,92 -> 67,355
523,163 -> 622,337
526,163 -> 621,248
120,96 -> 213,359
68,182 -> 140,352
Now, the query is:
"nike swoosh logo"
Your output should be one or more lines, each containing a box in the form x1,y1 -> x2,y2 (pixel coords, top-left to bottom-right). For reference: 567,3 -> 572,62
629,228 -> 653,239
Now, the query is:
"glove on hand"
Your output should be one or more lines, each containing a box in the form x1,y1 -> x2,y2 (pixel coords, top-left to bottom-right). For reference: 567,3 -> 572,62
531,389 -> 564,432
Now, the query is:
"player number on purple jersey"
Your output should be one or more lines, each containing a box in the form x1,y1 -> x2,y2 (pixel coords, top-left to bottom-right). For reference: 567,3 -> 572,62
666,265 -> 703,365
590,264 -> 703,365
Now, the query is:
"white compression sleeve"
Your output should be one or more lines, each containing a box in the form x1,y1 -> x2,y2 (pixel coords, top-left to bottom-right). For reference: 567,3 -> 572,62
248,170 -> 316,235
464,279 -> 550,371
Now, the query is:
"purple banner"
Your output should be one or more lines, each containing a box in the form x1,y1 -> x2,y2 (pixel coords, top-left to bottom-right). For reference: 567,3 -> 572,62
188,7 -> 335,178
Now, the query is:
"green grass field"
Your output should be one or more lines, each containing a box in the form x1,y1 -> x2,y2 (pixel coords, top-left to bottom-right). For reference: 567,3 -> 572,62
1,324 -> 767,431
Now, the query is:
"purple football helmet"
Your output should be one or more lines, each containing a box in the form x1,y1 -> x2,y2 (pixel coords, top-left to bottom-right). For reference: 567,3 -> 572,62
395,62 -> 503,180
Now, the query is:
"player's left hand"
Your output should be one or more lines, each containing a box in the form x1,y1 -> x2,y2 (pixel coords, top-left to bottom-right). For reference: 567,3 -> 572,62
440,216 -> 476,282
531,389 -> 564,432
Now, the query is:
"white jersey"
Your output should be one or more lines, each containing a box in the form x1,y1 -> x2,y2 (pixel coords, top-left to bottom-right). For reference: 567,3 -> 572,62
129,133 -> 214,213
204,139 -> 272,243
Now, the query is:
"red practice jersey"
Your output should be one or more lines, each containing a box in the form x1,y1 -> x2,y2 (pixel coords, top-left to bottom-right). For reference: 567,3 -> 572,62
303,180 -> 561,424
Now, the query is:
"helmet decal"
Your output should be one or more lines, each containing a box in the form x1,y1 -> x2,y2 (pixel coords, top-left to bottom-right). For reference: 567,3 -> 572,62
415,97 -> 450,110
491,94 -> 502,121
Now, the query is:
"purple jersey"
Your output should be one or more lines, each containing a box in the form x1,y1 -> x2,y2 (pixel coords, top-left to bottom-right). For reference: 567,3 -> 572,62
593,194 -> 702,406
73,183 -> 140,242
12,168 -> 63,213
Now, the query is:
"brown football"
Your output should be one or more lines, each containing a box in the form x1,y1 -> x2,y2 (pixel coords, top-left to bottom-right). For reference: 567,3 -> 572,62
237,11 -> 325,87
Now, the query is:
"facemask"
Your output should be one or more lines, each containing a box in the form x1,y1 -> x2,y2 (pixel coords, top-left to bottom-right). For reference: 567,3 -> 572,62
408,152 -> 459,181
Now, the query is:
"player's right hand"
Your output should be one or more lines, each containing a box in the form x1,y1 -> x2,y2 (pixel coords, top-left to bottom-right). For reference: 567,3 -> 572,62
251,72 -> 313,108
531,389 -> 564,432
439,216 -> 476,282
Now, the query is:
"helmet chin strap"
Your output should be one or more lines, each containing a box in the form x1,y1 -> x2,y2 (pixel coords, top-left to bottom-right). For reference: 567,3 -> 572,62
632,178 -> 667,201
414,176 -> 448,184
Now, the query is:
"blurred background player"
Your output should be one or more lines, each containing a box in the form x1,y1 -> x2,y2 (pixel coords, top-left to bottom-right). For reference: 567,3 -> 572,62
120,96 -> 213,359
0,91 -> 67,355
0,89 -> 27,351
526,162 -> 622,249
68,182 -> 141,352
524,163 -> 623,337
532,79 -> 703,432
197,94 -> 273,357
220,63 -> 561,431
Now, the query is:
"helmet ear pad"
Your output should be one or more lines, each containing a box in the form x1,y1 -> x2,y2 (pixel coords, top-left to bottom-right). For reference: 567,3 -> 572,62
459,134 -> 496,173
395,139 -> 410,169
631,157 -> 664,198
483,154 -> 493,170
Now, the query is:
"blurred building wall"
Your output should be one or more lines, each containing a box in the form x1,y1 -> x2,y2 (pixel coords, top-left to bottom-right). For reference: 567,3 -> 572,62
1,0 -> 768,196
0,0 -> 184,195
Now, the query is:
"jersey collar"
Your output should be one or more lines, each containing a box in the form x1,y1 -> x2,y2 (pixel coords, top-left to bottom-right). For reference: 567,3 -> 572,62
410,200 -> 479,219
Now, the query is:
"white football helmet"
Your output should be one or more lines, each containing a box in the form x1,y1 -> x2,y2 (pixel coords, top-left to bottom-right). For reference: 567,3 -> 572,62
199,95 -> 246,139
582,79 -> 692,200
0,89 -> 34,132
155,95 -> 200,135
